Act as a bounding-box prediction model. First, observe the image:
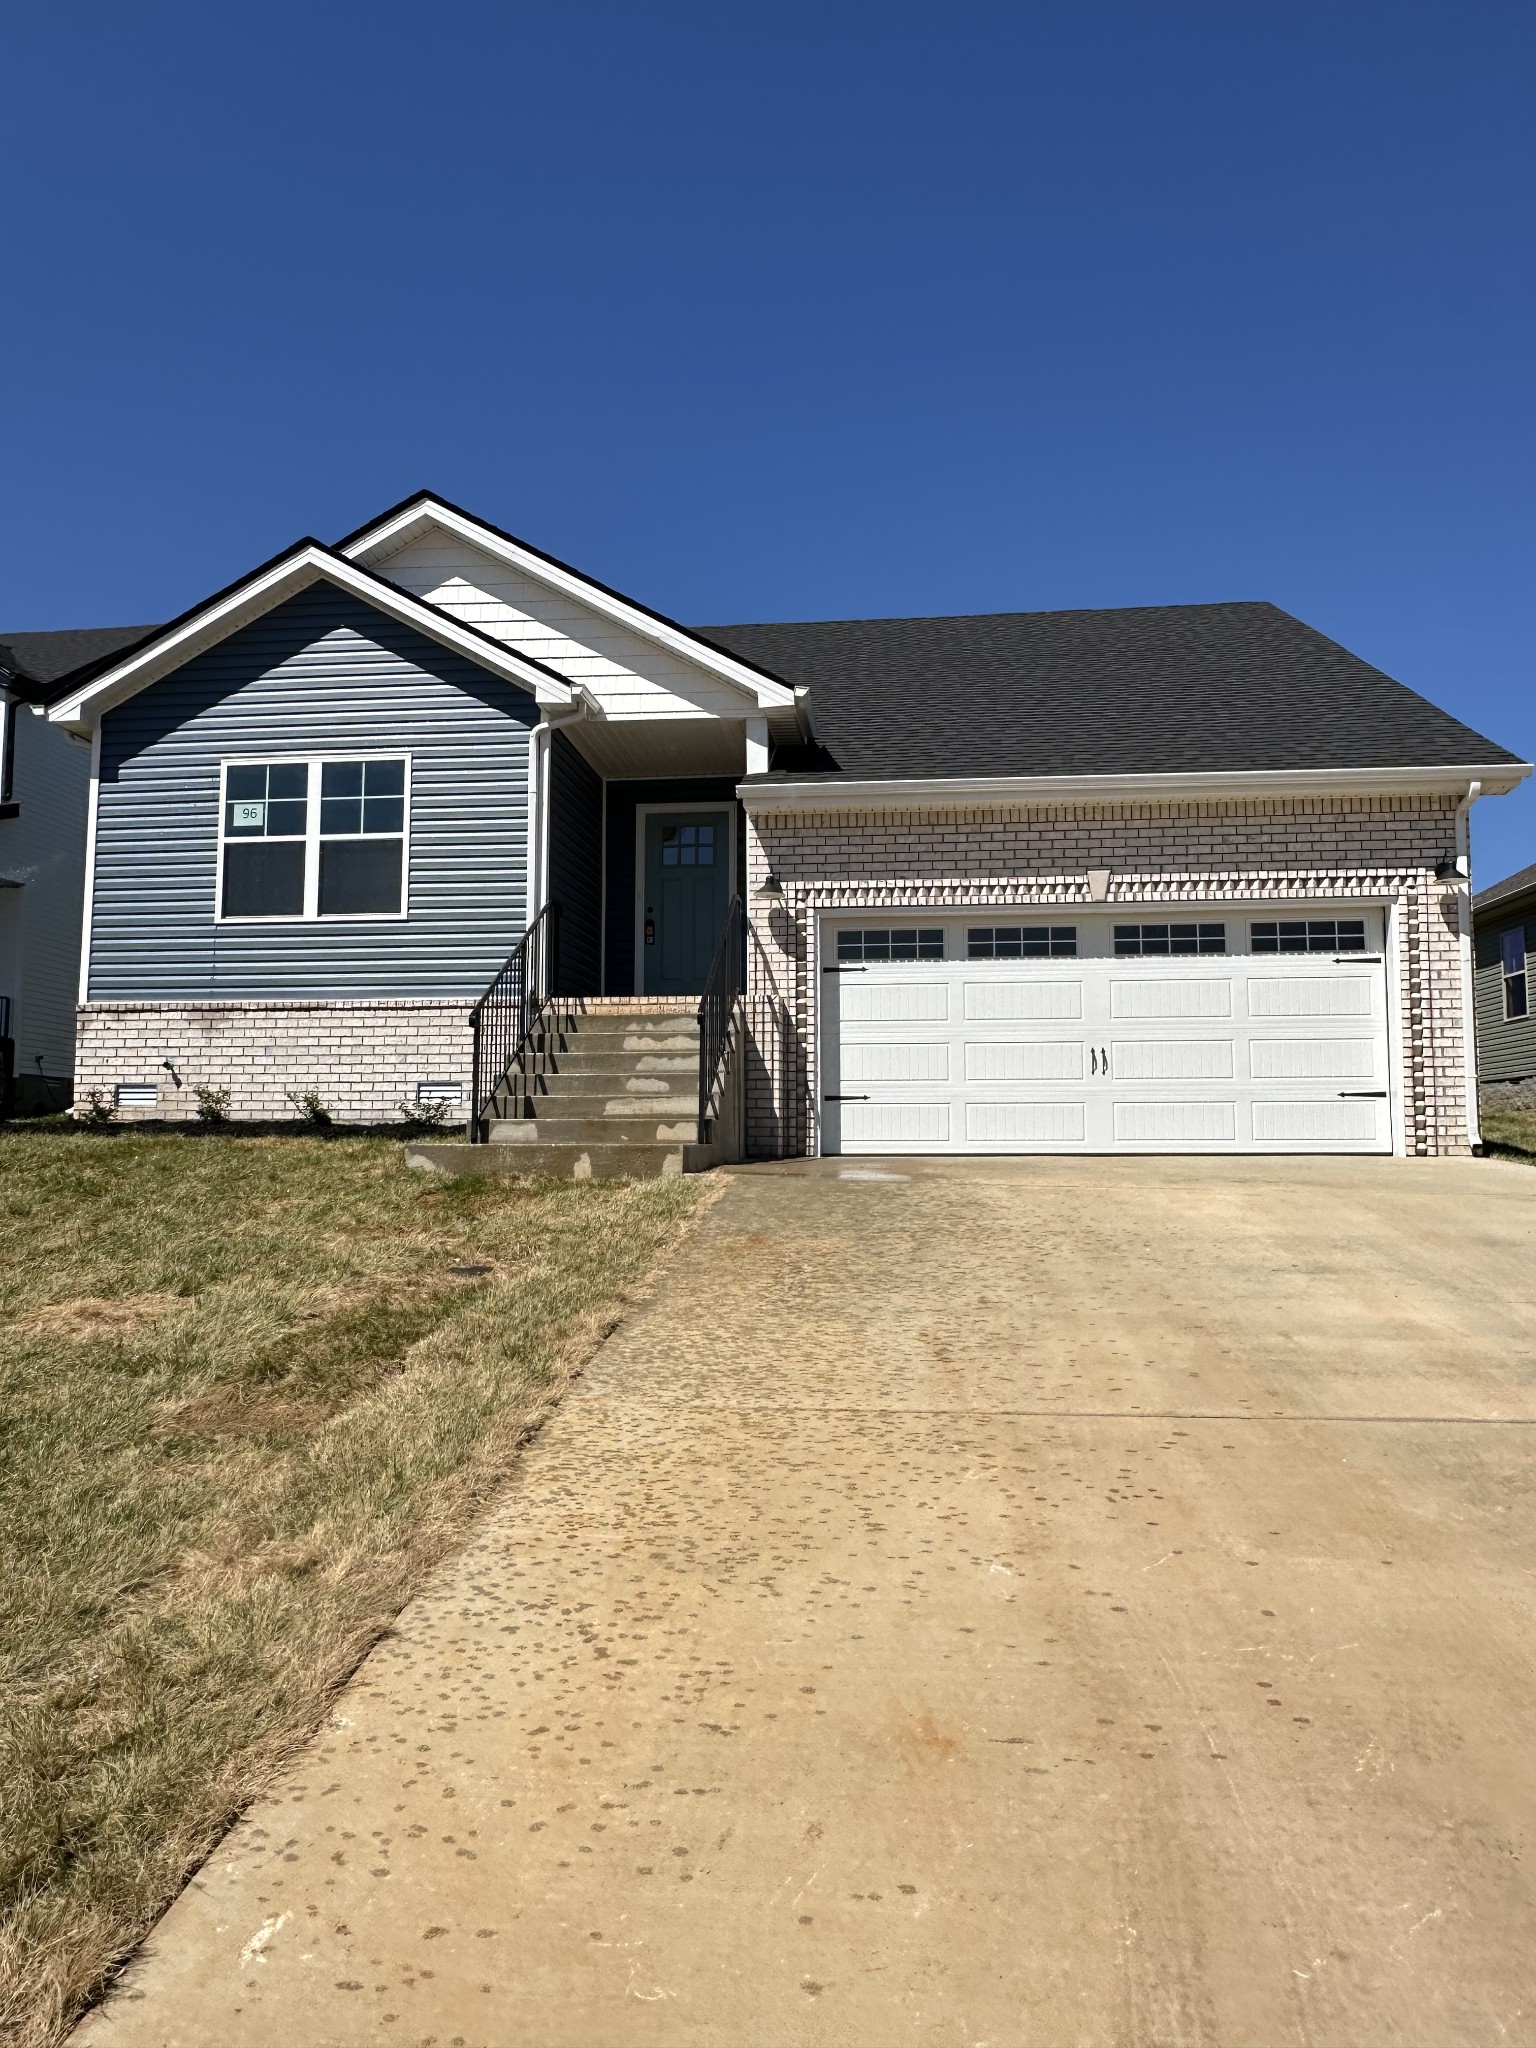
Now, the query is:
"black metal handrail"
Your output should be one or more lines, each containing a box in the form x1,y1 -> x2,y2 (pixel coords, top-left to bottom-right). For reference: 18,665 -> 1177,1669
697,894 -> 745,1144
468,902 -> 559,1143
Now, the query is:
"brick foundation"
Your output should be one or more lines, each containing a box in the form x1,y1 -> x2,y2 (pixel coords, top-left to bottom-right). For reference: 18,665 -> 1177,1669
74,1000 -> 475,1124
742,793 -> 1472,1159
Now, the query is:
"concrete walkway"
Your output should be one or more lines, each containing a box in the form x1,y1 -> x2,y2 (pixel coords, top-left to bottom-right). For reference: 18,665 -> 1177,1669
80,1156 -> 1536,2048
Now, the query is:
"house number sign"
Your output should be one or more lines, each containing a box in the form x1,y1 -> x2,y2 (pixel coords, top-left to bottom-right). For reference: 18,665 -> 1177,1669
232,802 -> 267,829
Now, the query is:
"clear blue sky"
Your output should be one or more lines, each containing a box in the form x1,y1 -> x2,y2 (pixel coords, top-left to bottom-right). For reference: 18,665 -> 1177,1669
6,2 -> 1532,881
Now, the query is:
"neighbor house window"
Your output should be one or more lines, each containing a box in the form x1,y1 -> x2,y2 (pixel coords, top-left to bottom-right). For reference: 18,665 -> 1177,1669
968,926 -> 1077,958
1504,927 -> 1529,1021
1251,918 -> 1367,953
836,928 -> 944,962
219,757 -> 408,921
1114,922 -> 1226,956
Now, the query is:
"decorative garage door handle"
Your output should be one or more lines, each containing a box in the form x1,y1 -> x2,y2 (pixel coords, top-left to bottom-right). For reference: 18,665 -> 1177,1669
822,964 -> 867,973
824,1094 -> 869,1102
1337,1090 -> 1387,1098
1089,1046 -> 1109,1076
1090,1047 -> 1097,1075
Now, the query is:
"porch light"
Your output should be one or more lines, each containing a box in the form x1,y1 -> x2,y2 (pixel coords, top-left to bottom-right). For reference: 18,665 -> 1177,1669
754,870 -> 785,900
1435,856 -> 1468,881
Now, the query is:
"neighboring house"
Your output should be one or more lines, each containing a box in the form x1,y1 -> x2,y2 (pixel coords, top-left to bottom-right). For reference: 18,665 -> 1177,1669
29,491 -> 1529,1161
1473,862 -> 1536,1107
0,627 -> 152,1111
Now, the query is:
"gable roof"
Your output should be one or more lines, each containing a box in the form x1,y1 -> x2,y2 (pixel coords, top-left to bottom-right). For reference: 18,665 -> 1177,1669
338,490 -> 798,716
0,626 -> 160,704
46,540 -> 576,731
1474,861 -> 1536,920
697,602 -> 1526,788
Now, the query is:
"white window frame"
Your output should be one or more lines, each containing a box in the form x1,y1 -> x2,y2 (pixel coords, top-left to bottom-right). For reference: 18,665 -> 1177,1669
215,752 -> 412,924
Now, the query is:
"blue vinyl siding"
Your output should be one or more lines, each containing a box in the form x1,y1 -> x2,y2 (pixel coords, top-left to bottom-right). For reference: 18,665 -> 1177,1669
90,585 -> 539,1000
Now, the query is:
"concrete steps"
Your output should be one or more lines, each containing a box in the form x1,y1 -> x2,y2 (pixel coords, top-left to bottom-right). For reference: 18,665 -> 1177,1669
407,999 -> 721,1181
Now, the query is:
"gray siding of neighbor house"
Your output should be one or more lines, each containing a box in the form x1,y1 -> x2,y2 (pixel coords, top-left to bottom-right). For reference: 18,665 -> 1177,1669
1474,905 -> 1536,1082
90,584 -> 539,1001
0,707 -> 91,1084
546,730 -> 603,996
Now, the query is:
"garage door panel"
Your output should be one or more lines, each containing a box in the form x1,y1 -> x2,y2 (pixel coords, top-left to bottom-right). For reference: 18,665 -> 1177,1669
1113,1101 -> 1237,1144
840,1101 -> 950,1146
965,1039 -> 1084,1081
1112,1039 -> 1234,1080
841,1040 -> 950,1082
824,936 -> 1391,1156
839,980 -> 951,1023
964,980 -> 1082,1021
1248,976 -> 1373,1017
965,1101 -> 1086,1144
1248,1037 -> 1376,1080
1111,978 -> 1232,1018
1251,1099 -> 1381,1143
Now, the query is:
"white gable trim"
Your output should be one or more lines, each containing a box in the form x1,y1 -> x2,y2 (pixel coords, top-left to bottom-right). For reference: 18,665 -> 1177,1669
341,497 -> 797,714
47,546 -> 574,733
739,762 -> 1533,812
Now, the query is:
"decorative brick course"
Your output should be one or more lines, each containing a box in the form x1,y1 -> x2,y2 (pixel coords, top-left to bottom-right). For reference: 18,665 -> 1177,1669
743,794 -> 1472,1159
74,1000 -> 474,1124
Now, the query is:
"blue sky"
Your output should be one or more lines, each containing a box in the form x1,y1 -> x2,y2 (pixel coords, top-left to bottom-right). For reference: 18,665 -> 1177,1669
6,1 -> 1532,880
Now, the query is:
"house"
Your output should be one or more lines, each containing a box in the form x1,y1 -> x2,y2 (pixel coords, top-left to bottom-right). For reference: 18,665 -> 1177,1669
0,627 -> 152,1112
33,490 -> 1528,1164
1473,862 -> 1536,1107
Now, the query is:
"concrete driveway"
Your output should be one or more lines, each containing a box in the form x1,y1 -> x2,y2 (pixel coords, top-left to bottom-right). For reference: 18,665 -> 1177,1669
80,1156 -> 1536,2048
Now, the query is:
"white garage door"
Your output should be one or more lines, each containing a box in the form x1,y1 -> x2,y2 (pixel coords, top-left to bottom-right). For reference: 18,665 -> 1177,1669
821,913 -> 1392,1155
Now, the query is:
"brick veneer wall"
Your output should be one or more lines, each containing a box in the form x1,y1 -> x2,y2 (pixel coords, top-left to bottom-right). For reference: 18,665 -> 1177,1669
74,1000 -> 474,1123
742,793 -> 1471,1160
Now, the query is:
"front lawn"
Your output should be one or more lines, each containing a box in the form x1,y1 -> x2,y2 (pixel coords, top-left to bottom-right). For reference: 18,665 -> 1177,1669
1482,1105 -> 1536,1164
0,1135 -> 701,2047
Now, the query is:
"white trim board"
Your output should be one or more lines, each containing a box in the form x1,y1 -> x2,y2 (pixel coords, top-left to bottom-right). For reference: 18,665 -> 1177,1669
48,546 -> 574,734
740,763 -> 1532,811
342,497 -> 797,714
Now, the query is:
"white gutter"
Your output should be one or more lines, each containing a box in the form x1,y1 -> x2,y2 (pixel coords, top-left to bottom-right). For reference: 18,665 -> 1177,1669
738,761 -> 1532,811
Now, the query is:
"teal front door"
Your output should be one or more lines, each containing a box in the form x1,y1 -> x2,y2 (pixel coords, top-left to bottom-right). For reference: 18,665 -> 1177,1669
643,810 -> 731,994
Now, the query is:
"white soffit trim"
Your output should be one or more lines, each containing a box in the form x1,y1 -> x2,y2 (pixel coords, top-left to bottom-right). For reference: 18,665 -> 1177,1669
738,762 -> 1534,810
341,498 -> 797,714
47,547 -> 575,731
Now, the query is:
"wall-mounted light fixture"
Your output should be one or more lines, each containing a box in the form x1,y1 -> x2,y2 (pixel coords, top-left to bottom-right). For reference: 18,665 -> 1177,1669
753,871 -> 785,900
1434,856 -> 1469,882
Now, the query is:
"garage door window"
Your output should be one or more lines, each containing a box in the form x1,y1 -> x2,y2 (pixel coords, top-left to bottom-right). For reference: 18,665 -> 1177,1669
1114,922 -> 1226,957
1252,919 -> 1367,953
968,925 -> 1077,958
836,928 -> 945,962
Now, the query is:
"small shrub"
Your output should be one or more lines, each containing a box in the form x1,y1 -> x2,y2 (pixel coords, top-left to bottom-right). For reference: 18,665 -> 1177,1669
397,1095 -> 453,1136
284,1089 -> 333,1129
194,1086 -> 232,1126
80,1089 -> 116,1127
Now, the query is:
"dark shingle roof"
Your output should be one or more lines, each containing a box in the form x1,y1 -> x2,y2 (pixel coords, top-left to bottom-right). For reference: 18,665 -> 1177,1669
694,601 -> 1522,781
1474,861 -> 1536,919
0,625 -> 160,703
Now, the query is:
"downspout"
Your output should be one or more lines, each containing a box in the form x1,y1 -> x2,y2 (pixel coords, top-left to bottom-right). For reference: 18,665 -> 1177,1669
533,691 -> 592,919
1455,780 -> 1482,1151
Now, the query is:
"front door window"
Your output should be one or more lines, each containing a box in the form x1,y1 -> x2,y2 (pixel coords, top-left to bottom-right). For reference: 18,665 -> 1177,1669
643,810 -> 730,994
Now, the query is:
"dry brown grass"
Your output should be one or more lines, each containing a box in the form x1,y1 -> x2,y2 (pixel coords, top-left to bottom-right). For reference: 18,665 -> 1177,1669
0,1134 -> 703,2046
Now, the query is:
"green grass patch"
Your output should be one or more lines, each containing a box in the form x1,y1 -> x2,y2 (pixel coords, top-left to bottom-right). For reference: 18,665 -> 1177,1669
1481,1106 -> 1536,1164
0,1136 -> 702,2045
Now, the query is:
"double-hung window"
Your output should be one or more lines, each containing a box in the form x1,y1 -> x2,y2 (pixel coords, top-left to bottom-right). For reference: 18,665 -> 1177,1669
219,757 -> 408,921
1503,927 -> 1529,1021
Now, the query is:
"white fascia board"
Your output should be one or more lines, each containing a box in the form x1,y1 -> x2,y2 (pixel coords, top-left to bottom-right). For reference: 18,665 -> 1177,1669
341,499 -> 797,714
738,762 -> 1534,811
47,548 -> 574,733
